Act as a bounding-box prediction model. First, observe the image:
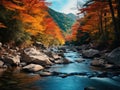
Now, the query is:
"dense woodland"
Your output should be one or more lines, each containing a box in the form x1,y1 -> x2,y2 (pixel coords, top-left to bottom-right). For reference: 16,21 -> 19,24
66,0 -> 120,50
0,0 -> 120,50
0,0 -> 65,47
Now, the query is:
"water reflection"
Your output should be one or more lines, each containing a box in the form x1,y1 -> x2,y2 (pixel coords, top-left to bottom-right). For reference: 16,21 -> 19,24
0,68 -> 40,90
32,76 -> 120,90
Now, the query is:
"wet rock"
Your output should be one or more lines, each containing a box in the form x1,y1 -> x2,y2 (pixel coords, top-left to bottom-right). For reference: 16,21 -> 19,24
2,54 -> 20,66
54,58 -> 72,64
97,72 -> 108,78
21,47 -> 52,66
39,71 -> 52,76
0,60 -> 4,67
82,49 -> 100,58
75,59 -> 85,63
104,64 -> 114,69
84,87 -> 96,90
90,58 -> 105,67
52,54 -> 61,60
106,47 -> 120,65
20,62 -> 27,67
54,59 -> 63,64
23,64 -> 44,72
52,71 -> 61,76
63,58 -> 73,64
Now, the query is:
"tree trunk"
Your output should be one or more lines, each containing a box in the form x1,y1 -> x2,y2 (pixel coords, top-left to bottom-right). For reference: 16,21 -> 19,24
108,0 -> 120,47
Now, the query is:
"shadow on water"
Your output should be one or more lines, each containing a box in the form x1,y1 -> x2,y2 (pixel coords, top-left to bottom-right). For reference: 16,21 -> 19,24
0,68 -> 40,90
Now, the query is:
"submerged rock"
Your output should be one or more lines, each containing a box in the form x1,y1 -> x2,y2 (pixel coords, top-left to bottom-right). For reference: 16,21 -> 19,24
84,87 -> 96,90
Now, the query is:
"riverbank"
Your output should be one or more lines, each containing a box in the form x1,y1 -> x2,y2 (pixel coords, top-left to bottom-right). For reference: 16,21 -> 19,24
0,45 -> 120,90
0,42 -> 120,77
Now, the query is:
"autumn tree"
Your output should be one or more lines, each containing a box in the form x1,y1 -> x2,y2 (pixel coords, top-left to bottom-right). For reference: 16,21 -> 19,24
0,0 -> 65,47
73,0 -> 120,48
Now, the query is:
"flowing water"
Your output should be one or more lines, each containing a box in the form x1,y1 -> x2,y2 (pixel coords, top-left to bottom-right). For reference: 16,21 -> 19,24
0,48 -> 120,90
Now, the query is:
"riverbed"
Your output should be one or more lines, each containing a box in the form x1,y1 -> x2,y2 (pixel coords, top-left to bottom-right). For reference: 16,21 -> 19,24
0,48 -> 120,90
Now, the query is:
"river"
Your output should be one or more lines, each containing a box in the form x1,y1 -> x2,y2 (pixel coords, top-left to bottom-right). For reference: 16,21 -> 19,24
0,48 -> 120,90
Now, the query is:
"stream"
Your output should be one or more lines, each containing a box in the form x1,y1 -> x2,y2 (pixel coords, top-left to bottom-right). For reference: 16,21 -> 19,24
0,48 -> 120,90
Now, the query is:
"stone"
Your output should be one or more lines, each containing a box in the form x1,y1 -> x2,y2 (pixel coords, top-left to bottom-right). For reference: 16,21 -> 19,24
0,42 -> 2,47
39,71 -> 52,76
63,58 -> 73,64
20,62 -> 27,67
104,64 -> 114,69
82,49 -> 100,58
90,58 -> 105,67
106,47 -> 120,65
75,59 -> 85,63
0,60 -> 4,67
23,64 -> 44,72
21,47 -> 52,66
52,54 -> 61,60
2,54 -> 20,66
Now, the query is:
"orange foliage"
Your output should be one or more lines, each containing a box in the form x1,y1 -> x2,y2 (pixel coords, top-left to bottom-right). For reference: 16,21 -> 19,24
0,0 -> 65,45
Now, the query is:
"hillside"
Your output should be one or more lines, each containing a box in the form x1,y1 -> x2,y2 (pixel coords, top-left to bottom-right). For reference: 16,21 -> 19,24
48,8 -> 76,32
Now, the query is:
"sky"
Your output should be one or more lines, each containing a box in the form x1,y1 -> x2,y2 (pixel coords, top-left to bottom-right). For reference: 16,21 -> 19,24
46,0 -> 85,15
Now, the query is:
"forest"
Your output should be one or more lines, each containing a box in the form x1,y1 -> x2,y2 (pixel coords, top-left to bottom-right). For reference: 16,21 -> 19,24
0,0 -> 120,90
66,0 -> 120,50
0,0 -> 65,48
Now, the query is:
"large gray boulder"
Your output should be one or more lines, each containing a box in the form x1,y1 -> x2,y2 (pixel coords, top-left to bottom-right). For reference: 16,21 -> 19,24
23,64 -> 44,72
107,47 -> 120,65
82,49 -> 100,58
21,47 -> 52,66
2,54 -> 20,65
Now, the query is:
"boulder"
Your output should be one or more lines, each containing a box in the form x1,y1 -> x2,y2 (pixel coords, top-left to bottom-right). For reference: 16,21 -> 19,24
106,47 -> 120,65
23,64 -> 44,72
39,71 -> 52,76
21,47 -> 52,66
0,60 -> 4,67
2,54 -> 20,65
90,58 -> 105,67
54,58 -> 72,64
82,49 -> 100,58
75,59 -> 85,63
52,54 -> 61,60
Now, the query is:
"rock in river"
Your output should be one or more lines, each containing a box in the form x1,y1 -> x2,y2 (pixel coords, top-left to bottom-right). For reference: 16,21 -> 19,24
23,64 -> 44,72
82,49 -> 100,58
90,58 -> 105,67
2,54 -> 20,66
0,60 -> 4,67
21,47 -> 52,66
106,47 -> 120,65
